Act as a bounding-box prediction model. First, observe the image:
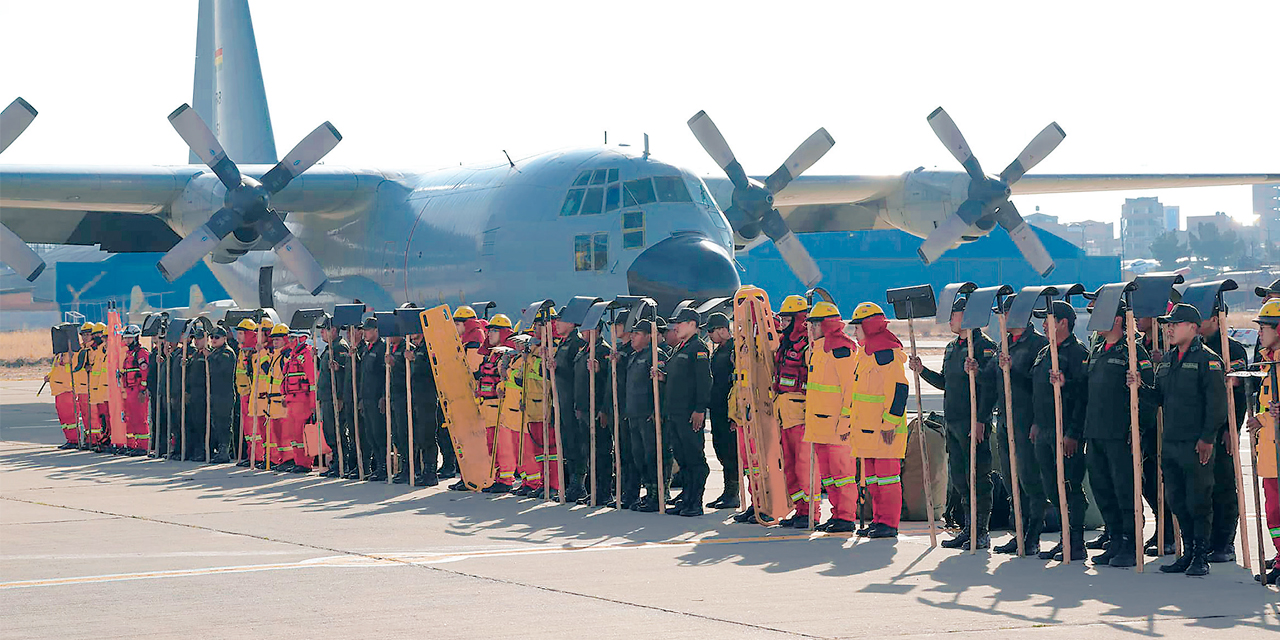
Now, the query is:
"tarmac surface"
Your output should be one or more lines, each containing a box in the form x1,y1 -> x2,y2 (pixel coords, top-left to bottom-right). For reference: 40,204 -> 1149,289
2,375 -> 1277,639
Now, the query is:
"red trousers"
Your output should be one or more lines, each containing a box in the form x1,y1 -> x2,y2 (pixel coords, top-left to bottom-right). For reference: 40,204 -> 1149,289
781,425 -> 813,514
865,458 -> 903,528
55,393 -> 79,444
123,388 -> 149,451
485,426 -> 499,482
814,443 -> 858,522
285,397 -> 312,468
526,421 -> 560,491
494,427 -> 529,487
1265,477 -> 1280,559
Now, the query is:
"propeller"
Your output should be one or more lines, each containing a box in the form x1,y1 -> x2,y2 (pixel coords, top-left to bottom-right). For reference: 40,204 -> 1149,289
157,104 -> 339,295
0,97 -> 46,281
687,111 -> 830,288
917,107 -> 1065,278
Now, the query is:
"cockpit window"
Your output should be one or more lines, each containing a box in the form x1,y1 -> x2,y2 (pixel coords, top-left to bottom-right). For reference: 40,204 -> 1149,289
575,232 -> 609,272
573,171 -> 592,187
654,176 -> 692,203
605,185 -> 620,212
581,187 -> 604,215
561,189 -> 584,216
606,168 -> 619,183
623,178 -> 655,206
590,169 -> 608,185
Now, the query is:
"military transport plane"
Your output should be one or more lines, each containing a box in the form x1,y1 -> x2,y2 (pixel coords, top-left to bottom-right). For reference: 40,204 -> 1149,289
1,0 -> 1276,323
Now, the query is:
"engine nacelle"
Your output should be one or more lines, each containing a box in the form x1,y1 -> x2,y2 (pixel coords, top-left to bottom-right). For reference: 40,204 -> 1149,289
883,170 -> 994,244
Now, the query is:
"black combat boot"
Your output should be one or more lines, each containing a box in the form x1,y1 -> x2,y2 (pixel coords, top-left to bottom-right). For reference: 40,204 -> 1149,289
1021,522 -> 1043,556
818,518 -> 856,533
563,474 -> 587,504
1085,529 -> 1110,550
482,482 -> 511,494
1185,539 -> 1210,577
941,527 -> 971,550
779,513 -> 810,529
1159,535 -> 1195,573
1038,541 -> 1063,560
732,506 -> 757,523
1108,535 -> 1138,568
1257,566 -> 1280,585
867,523 -> 899,539
1206,535 -> 1236,563
1093,536 -> 1121,565
1053,530 -> 1086,561
994,537 -> 1021,555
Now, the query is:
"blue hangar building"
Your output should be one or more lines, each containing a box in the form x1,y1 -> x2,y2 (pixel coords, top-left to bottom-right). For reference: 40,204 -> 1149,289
737,228 -> 1120,317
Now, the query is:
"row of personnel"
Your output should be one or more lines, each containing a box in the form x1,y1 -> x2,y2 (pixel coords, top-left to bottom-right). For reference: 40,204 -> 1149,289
43,285 -> 1280,585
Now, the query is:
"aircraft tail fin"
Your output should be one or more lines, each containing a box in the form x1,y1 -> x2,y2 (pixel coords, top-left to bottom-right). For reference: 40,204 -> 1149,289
189,0 -> 277,165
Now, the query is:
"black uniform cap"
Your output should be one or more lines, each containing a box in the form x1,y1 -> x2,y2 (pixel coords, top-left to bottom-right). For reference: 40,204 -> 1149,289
210,326 -> 228,338
704,312 -> 730,331
360,316 -> 378,330
613,308 -> 630,327
1157,302 -> 1202,325
669,307 -> 700,324
951,296 -> 967,313
632,317 -> 667,334
1255,279 -> 1280,298
1032,299 -> 1076,322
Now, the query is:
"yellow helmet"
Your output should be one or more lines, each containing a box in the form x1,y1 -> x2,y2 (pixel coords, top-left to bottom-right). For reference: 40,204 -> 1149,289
236,318 -> 258,331
779,295 -> 809,315
453,305 -> 477,320
849,302 -> 884,324
92,322 -> 108,334
808,301 -> 841,321
270,323 -> 290,337
259,317 -> 274,330
1256,299 -> 1280,327
489,313 -> 513,329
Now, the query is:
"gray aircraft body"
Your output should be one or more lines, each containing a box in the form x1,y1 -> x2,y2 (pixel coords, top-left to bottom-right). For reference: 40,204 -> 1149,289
1,0 -> 1276,321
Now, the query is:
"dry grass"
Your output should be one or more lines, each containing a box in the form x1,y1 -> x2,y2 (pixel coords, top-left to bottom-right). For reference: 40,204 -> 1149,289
0,330 -> 51,367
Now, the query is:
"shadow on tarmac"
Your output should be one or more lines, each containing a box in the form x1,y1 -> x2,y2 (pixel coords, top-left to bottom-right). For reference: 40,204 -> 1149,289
3,443 -> 1277,635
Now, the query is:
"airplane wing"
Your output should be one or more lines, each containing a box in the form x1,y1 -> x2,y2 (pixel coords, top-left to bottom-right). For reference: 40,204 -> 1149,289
1011,173 -> 1280,195
0,165 -> 198,251
0,164 -> 383,251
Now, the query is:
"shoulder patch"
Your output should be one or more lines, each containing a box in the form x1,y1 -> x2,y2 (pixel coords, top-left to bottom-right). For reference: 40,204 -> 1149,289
983,348 -> 996,358
1208,360 -> 1222,370
874,349 -> 893,365
833,346 -> 852,359
696,352 -> 709,359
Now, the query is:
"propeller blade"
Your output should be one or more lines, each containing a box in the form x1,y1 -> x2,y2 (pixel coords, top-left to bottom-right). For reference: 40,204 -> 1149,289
156,208 -> 244,282
1000,122 -> 1066,185
0,223 -> 45,281
0,97 -> 37,155
260,122 -> 343,194
917,212 -> 976,266
687,111 -> 749,189
258,212 -> 327,295
168,103 -> 241,190
764,128 -> 835,194
759,208 -> 822,287
927,107 -> 984,181
994,201 -> 1055,278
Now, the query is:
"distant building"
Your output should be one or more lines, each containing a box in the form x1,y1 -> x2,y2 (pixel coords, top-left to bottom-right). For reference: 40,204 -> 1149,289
1025,208 -> 1069,239
1164,205 -> 1180,232
1186,211 -> 1240,235
1257,184 -> 1280,248
1068,220 -> 1119,256
1121,197 -> 1164,259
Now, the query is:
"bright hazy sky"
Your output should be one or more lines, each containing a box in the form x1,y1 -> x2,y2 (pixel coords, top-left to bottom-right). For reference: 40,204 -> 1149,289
2,1 -> 1276,233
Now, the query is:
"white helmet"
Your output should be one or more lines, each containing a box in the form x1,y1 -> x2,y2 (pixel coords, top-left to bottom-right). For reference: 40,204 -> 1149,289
122,324 -> 142,338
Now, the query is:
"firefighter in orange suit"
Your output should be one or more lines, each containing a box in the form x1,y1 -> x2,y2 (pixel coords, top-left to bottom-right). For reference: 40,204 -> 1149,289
801,301 -> 861,533
71,324 -> 97,446
774,295 -> 813,528
119,324 -> 151,455
1247,299 -> 1280,585
478,314 -> 517,492
497,328 -> 546,495
280,329 -> 315,472
234,319 -> 260,467
47,347 -> 78,449
848,302 -> 911,539
255,322 -> 288,470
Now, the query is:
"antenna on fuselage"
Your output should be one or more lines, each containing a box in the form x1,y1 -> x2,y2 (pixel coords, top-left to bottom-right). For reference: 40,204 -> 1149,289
643,133 -> 649,159
503,150 -> 515,169
604,131 -> 608,145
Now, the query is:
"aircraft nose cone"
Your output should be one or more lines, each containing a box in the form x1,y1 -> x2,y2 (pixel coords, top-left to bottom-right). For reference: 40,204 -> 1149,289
627,233 -> 740,313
